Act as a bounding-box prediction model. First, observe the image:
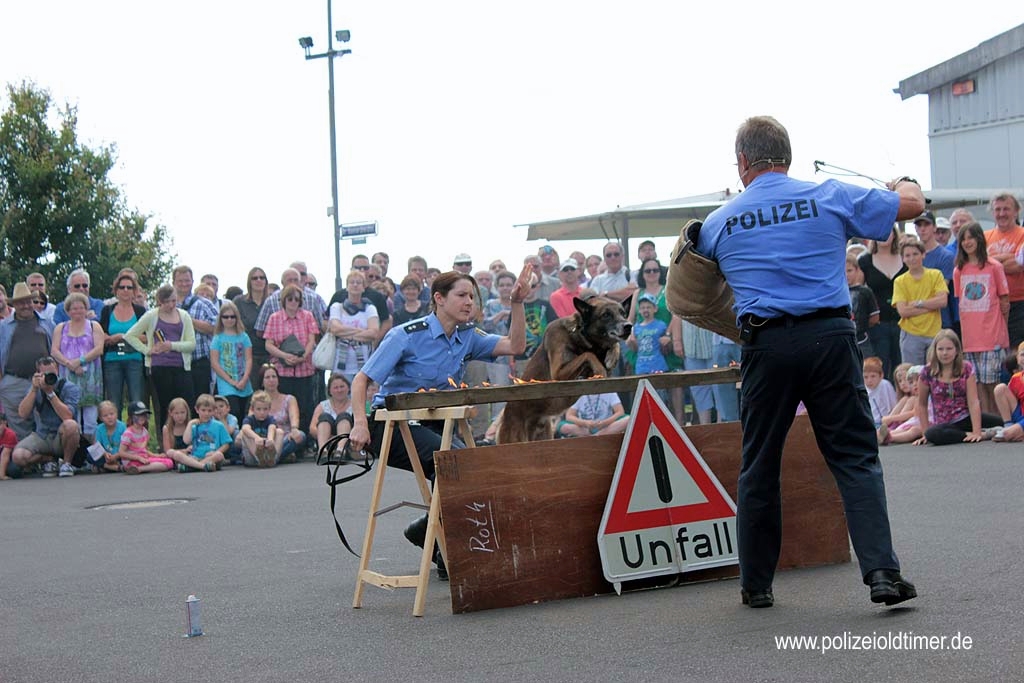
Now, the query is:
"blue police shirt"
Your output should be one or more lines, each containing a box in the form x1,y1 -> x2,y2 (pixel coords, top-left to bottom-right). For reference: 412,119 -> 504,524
697,173 -> 900,321
361,313 -> 501,408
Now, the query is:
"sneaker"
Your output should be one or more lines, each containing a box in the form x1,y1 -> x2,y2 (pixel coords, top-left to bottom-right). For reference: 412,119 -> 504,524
177,463 -> 189,473
42,461 -> 59,478
981,427 -> 1004,442
256,443 -> 277,468
58,462 -> 75,477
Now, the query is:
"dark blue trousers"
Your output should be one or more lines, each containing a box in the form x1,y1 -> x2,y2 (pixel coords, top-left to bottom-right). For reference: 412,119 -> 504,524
370,415 -> 465,482
737,316 -> 900,592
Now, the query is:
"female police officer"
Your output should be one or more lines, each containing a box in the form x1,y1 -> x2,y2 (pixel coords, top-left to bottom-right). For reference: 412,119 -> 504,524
348,265 -> 531,577
696,116 -> 925,608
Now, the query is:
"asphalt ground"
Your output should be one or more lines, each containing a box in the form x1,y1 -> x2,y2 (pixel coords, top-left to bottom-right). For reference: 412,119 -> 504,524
1,439 -> 1022,683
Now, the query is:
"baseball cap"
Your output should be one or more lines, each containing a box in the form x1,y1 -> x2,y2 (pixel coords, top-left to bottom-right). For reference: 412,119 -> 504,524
129,401 -> 152,416
560,259 -> 577,271
453,253 -> 472,265
638,293 -> 658,307
913,211 -> 936,225
935,217 -> 952,231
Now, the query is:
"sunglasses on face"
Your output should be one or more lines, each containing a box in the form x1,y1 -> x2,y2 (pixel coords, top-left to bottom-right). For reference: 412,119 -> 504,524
251,275 -> 267,281
118,285 -> 135,290
643,268 -> 660,274
221,314 -> 236,319
605,252 -> 621,258
354,265 -> 370,271
285,296 -> 301,302
71,283 -> 89,289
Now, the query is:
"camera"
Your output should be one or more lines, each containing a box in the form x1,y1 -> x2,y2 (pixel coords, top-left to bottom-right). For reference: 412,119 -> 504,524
44,372 -> 59,386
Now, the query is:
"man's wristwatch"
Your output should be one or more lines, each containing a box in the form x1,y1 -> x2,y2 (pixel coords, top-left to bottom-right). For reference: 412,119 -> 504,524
914,299 -> 924,308
46,392 -> 57,400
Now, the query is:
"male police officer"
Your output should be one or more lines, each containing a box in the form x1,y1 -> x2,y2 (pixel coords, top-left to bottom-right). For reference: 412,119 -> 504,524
697,116 -> 923,608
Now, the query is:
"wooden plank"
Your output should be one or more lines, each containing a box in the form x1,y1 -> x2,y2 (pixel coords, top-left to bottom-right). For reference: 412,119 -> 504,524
436,415 -> 849,614
385,367 -> 741,410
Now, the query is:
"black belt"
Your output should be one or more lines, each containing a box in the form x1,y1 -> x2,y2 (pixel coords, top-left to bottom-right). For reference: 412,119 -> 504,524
742,306 -> 851,329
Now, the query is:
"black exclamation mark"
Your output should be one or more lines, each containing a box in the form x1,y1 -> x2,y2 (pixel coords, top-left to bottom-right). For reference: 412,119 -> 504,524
649,436 -> 673,503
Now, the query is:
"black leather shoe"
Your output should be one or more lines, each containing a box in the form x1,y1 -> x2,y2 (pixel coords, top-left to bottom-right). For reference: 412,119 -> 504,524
434,548 -> 448,582
865,569 -> 917,606
403,515 -> 428,548
741,588 -> 774,608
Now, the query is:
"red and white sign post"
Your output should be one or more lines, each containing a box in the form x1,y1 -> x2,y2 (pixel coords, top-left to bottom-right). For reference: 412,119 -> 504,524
597,379 -> 739,590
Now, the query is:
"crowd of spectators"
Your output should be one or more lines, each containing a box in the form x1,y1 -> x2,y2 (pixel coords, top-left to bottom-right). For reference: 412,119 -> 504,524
2,192 -> 1020,479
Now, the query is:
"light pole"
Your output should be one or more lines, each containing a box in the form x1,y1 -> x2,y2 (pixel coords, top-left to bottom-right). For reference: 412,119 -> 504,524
299,2 -> 351,293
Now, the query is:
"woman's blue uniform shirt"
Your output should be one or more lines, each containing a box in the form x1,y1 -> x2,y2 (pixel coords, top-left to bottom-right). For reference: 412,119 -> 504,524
697,174 -> 900,322
361,313 -> 501,408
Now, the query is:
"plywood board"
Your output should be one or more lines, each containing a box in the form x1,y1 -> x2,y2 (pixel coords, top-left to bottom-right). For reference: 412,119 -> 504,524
435,415 -> 850,613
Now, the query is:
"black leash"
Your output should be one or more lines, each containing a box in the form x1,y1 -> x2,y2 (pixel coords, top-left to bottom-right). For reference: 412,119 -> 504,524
316,433 -> 376,557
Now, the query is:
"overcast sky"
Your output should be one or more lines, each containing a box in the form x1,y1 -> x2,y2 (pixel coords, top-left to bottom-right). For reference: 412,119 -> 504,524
2,2 -> 1020,293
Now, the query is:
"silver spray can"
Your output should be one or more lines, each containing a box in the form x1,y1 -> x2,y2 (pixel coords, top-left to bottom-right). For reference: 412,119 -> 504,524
185,595 -> 203,637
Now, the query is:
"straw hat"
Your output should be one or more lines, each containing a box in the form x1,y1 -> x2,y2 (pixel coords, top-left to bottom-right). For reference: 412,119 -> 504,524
8,282 -> 33,302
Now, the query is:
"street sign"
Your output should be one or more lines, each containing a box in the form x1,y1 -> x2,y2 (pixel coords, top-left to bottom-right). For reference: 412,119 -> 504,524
597,379 -> 738,588
340,221 -> 377,239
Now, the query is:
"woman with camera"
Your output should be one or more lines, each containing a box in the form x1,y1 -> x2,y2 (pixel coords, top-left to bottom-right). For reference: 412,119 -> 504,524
100,272 -> 147,417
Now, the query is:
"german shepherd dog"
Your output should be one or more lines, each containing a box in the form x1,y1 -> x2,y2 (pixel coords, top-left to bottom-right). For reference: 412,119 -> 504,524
497,296 -> 632,444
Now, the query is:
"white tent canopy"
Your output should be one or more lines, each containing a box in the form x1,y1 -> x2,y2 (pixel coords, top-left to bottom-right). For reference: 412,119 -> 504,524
517,190 -> 739,244
517,187 -> 1022,254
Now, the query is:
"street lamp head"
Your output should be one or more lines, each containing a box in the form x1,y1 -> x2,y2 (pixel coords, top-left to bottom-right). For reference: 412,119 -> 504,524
298,36 -> 314,49
335,29 -> 351,43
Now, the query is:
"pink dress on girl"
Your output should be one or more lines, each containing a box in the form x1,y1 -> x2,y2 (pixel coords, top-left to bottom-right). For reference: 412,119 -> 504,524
121,427 -> 174,470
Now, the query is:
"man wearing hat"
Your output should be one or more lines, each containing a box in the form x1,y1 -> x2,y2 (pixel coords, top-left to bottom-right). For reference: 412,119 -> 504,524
452,253 -> 474,275
934,217 -> 953,247
9,355 -> 81,478
549,259 -> 584,318
913,211 -> 956,333
0,283 -> 57,440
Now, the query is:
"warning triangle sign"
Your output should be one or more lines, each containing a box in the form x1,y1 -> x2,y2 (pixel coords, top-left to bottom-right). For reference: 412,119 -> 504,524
597,379 -> 738,585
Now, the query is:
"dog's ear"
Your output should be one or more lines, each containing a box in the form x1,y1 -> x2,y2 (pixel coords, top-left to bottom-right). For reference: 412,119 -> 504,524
573,296 -> 594,318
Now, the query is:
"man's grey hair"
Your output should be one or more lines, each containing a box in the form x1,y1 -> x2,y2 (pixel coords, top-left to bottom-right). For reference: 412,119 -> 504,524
66,268 -> 90,289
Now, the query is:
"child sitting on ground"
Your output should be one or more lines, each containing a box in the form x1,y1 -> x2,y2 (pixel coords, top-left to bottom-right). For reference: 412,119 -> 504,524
0,412 -> 17,480
915,329 -> 1002,445
162,397 -> 192,461
240,391 -> 283,468
557,392 -> 629,437
213,395 -> 242,465
176,394 -> 230,472
94,400 -> 127,473
991,342 -> 1024,442
879,365 -> 929,445
119,401 -> 174,474
864,356 -> 897,428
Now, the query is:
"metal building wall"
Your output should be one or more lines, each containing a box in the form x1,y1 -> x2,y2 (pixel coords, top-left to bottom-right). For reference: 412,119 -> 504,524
927,49 -> 1024,189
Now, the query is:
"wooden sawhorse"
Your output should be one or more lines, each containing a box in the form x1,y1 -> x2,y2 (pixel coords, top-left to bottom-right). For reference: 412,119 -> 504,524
352,406 -> 475,616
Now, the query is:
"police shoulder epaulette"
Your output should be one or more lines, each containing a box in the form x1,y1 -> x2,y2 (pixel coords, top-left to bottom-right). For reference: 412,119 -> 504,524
404,321 -> 430,334
455,322 -> 478,333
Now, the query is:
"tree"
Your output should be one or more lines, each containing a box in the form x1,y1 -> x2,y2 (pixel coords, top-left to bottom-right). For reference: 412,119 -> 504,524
0,81 -> 174,300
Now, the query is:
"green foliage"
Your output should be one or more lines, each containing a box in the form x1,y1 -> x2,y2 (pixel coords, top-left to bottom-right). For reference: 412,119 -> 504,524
0,81 -> 175,300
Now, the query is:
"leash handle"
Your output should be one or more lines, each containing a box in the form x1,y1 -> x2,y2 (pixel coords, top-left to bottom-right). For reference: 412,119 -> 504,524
317,434 -> 376,557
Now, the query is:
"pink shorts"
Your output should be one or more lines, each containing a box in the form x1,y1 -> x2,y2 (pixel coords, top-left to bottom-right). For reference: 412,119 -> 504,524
122,456 -> 174,470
